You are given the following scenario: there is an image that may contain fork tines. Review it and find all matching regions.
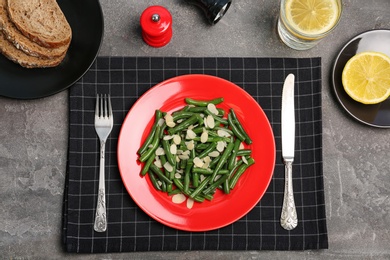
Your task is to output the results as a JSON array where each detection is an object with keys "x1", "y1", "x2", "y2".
[{"x1": 95, "y1": 94, "x2": 112, "y2": 118}]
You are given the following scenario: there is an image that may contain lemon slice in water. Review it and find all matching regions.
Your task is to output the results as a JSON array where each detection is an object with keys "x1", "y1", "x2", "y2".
[
  {"x1": 285, "y1": 0, "x2": 341, "y2": 36},
  {"x1": 342, "y1": 51, "x2": 390, "y2": 104}
]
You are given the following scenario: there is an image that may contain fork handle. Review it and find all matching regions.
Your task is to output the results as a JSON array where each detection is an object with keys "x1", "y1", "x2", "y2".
[{"x1": 94, "y1": 140, "x2": 107, "y2": 232}]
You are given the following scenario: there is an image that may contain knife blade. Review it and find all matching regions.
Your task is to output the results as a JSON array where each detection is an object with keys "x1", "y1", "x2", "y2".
[{"x1": 280, "y1": 73, "x2": 298, "y2": 230}]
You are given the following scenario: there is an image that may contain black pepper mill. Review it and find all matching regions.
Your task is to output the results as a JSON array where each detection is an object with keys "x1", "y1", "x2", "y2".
[{"x1": 185, "y1": 0, "x2": 232, "y2": 25}]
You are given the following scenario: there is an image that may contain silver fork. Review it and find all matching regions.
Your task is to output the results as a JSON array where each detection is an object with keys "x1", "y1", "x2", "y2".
[{"x1": 94, "y1": 94, "x2": 113, "y2": 232}]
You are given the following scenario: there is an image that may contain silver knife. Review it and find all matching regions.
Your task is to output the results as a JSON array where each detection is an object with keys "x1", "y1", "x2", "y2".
[{"x1": 280, "y1": 73, "x2": 298, "y2": 230}]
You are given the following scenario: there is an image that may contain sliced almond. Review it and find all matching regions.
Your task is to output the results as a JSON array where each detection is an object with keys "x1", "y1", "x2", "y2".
[
  {"x1": 178, "y1": 154, "x2": 190, "y2": 160},
  {"x1": 165, "y1": 114, "x2": 176, "y2": 128},
  {"x1": 172, "y1": 193, "x2": 186, "y2": 204},
  {"x1": 207, "y1": 103, "x2": 219, "y2": 115},
  {"x1": 242, "y1": 156, "x2": 248, "y2": 165},
  {"x1": 170, "y1": 144, "x2": 177, "y2": 155},
  {"x1": 186, "y1": 140, "x2": 195, "y2": 150},
  {"x1": 157, "y1": 118, "x2": 165, "y2": 126},
  {"x1": 200, "y1": 130, "x2": 208, "y2": 143},
  {"x1": 217, "y1": 129, "x2": 230, "y2": 137},
  {"x1": 202, "y1": 156, "x2": 211, "y2": 168},
  {"x1": 163, "y1": 135, "x2": 174, "y2": 140},
  {"x1": 154, "y1": 158, "x2": 162, "y2": 168},
  {"x1": 163, "y1": 161, "x2": 173, "y2": 172},
  {"x1": 208, "y1": 151, "x2": 220, "y2": 157},
  {"x1": 193, "y1": 157, "x2": 204, "y2": 168},
  {"x1": 216, "y1": 141, "x2": 226, "y2": 152},
  {"x1": 186, "y1": 129, "x2": 196, "y2": 139},
  {"x1": 206, "y1": 115, "x2": 215, "y2": 129},
  {"x1": 155, "y1": 147, "x2": 165, "y2": 156},
  {"x1": 186, "y1": 198, "x2": 195, "y2": 209},
  {"x1": 173, "y1": 135, "x2": 181, "y2": 144}
]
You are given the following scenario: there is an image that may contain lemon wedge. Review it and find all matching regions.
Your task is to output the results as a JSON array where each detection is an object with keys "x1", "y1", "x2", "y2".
[
  {"x1": 342, "y1": 51, "x2": 390, "y2": 104},
  {"x1": 285, "y1": 0, "x2": 341, "y2": 36}
]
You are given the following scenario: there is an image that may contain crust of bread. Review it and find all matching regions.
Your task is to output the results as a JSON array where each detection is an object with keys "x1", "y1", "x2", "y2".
[
  {"x1": 6, "y1": 0, "x2": 72, "y2": 48},
  {"x1": 0, "y1": 0, "x2": 68, "y2": 58},
  {"x1": 0, "y1": 30, "x2": 65, "y2": 68}
]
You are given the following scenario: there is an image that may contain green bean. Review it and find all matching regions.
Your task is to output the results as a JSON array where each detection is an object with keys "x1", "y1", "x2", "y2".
[
  {"x1": 194, "y1": 143, "x2": 210, "y2": 150},
  {"x1": 185, "y1": 97, "x2": 224, "y2": 107},
  {"x1": 166, "y1": 183, "x2": 173, "y2": 193},
  {"x1": 167, "y1": 114, "x2": 202, "y2": 135},
  {"x1": 149, "y1": 172, "x2": 162, "y2": 191},
  {"x1": 139, "y1": 125, "x2": 161, "y2": 162},
  {"x1": 162, "y1": 139, "x2": 176, "y2": 166},
  {"x1": 186, "y1": 105, "x2": 224, "y2": 115},
  {"x1": 183, "y1": 161, "x2": 193, "y2": 193},
  {"x1": 204, "y1": 109, "x2": 228, "y2": 125},
  {"x1": 213, "y1": 126, "x2": 234, "y2": 136},
  {"x1": 159, "y1": 122, "x2": 167, "y2": 139},
  {"x1": 202, "y1": 175, "x2": 228, "y2": 195},
  {"x1": 223, "y1": 178, "x2": 230, "y2": 194},
  {"x1": 159, "y1": 154, "x2": 167, "y2": 175},
  {"x1": 227, "y1": 138, "x2": 242, "y2": 170},
  {"x1": 172, "y1": 111, "x2": 195, "y2": 121},
  {"x1": 173, "y1": 178, "x2": 205, "y2": 203},
  {"x1": 161, "y1": 178, "x2": 167, "y2": 192},
  {"x1": 209, "y1": 155, "x2": 221, "y2": 168},
  {"x1": 138, "y1": 110, "x2": 163, "y2": 155},
  {"x1": 227, "y1": 112, "x2": 246, "y2": 142},
  {"x1": 167, "y1": 161, "x2": 176, "y2": 181},
  {"x1": 149, "y1": 164, "x2": 173, "y2": 184},
  {"x1": 230, "y1": 108, "x2": 252, "y2": 144},
  {"x1": 141, "y1": 152, "x2": 155, "y2": 176},
  {"x1": 192, "y1": 172, "x2": 199, "y2": 188},
  {"x1": 190, "y1": 176, "x2": 212, "y2": 198},
  {"x1": 209, "y1": 140, "x2": 235, "y2": 184},
  {"x1": 168, "y1": 189, "x2": 182, "y2": 196},
  {"x1": 193, "y1": 136, "x2": 231, "y2": 143},
  {"x1": 197, "y1": 142, "x2": 217, "y2": 158},
  {"x1": 236, "y1": 149, "x2": 252, "y2": 156},
  {"x1": 186, "y1": 106, "x2": 207, "y2": 113},
  {"x1": 229, "y1": 158, "x2": 255, "y2": 189},
  {"x1": 192, "y1": 168, "x2": 229, "y2": 175},
  {"x1": 179, "y1": 156, "x2": 187, "y2": 169}
]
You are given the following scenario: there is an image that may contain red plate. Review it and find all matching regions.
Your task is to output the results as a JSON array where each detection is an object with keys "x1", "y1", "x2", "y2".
[{"x1": 117, "y1": 74, "x2": 275, "y2": 231}]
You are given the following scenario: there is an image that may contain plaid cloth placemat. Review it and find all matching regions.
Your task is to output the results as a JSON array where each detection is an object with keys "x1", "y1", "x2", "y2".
[{"x1": 63, "y1": 57, "x2": 327, "y2": 253}]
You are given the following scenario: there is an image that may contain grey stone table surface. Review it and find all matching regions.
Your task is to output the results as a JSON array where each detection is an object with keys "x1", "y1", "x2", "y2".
[{"x1": 1, "y1": 0, "x2": 389, "y2": 259}]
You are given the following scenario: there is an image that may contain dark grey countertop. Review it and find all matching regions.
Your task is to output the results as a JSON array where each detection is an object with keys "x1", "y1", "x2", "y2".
[{"x1": 1, "y1": 0, "x2": 390, "y2": 259}]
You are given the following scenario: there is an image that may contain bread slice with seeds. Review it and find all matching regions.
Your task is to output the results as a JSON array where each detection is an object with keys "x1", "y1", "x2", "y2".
[
  {"x1": 6, "y1": 0, "x2": 72, "y2": 48},
  {"x1": 0, "y1": 0, "x2": 69, "y2": 58},
  {"x1": 0, "y1": 30, "x2": 65, "y2": 68}
]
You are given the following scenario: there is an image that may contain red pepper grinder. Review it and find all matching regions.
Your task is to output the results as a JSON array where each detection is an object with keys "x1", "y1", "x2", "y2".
[{"x1": 140, "y1": 6, "x2": 172, "y2": 48}]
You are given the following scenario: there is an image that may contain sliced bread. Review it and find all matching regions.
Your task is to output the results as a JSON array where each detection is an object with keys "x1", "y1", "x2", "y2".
[
  {"x1": 0, "y1": 30, "x2": 65, "y2": 68},
  {"x1": 0, "y1": 0, "x2": 69, "y2": 58},
  {"x1": 6, "y1": 0, "x2": 72, "y2": 48}
]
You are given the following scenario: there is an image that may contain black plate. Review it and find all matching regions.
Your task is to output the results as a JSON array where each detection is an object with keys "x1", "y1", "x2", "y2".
[
  {"x1": 0, "y1": 0, "x2": 104, "y2": 99},
  {"x1": 332, "y1": 29, "x2": 390, "y2": 128}
]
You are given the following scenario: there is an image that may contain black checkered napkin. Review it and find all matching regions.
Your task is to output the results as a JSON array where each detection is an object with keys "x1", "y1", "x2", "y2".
[{"x1": 63, "y1": 57, "x2": 327, "y2": 252}]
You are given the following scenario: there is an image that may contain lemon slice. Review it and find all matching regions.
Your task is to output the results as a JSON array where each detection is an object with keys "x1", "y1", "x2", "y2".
[
  {"x1": 285, "y1": 0, "x2": 341, "y2": 36},
  {"x1": 342, "y1": 51, "x2": 390, "y2": 104}
]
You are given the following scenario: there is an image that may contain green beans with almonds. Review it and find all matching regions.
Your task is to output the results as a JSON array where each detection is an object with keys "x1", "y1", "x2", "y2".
[{"x1": 137, "y1": 97, "x2": 255, "y2": 207}]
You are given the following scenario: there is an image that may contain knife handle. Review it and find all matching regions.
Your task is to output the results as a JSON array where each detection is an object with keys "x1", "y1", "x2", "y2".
[{"x1": 280, "y1": 160, "x2": 298, "y2": 230}]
